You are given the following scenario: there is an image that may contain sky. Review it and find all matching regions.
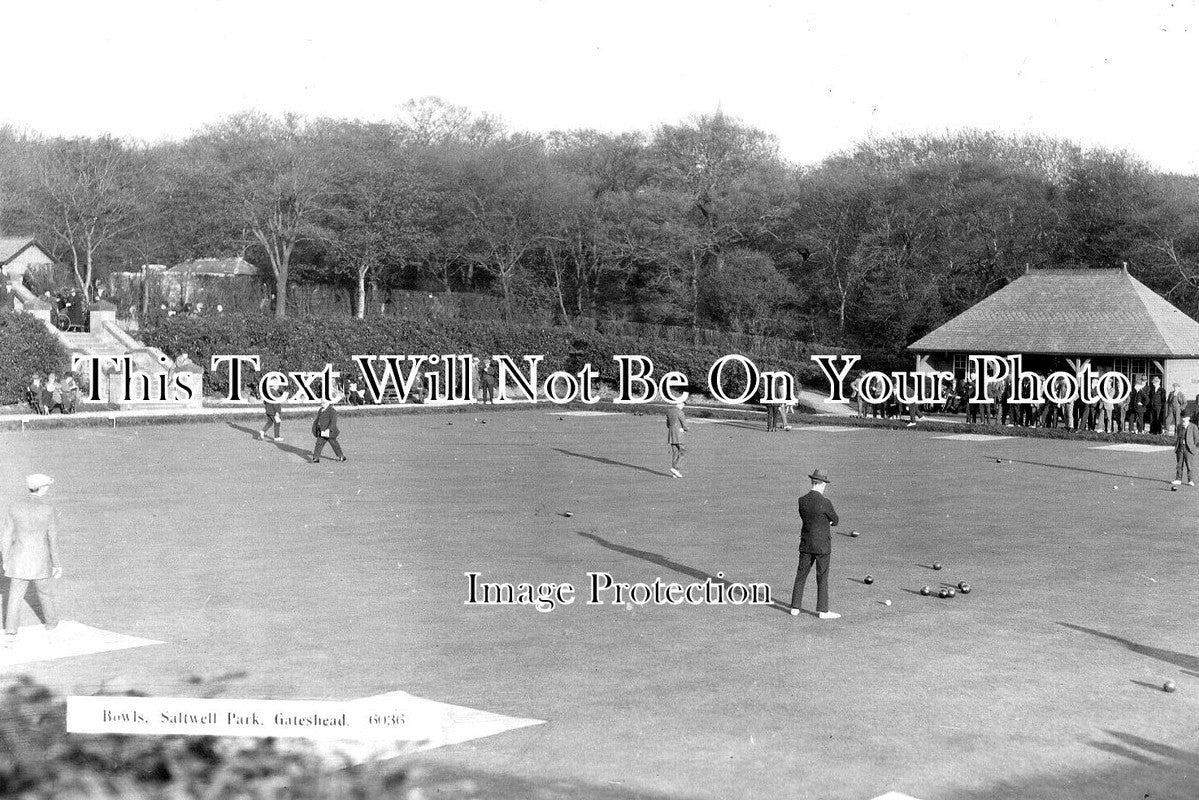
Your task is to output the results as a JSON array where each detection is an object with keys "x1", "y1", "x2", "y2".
[{"x1": 5, "y1": 0, "x2": 1198, "y2": 171}]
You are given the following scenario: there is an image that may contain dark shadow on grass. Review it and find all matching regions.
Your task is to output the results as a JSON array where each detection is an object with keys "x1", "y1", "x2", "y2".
[
  {"x1": 551, "y1": 448, "x2": 670, "y2": 477},
  {"x1": 226, "y1": 421, "x2": 312, "y2": 461},
  {"x1": 953, "y1": 730, "x2": 1199, "y2": 798},
  {"x1": 985, "y1": 455, "x2": 1169, "y2": 485},
  {"x1": 1105, "y1": 730, "x2": 1197, "y2": 763},
  {"x1": 846, "y1": 577, "x2": 871, "y2": 585},
  {"x1": 1058, "y1": 622, "x2": 1199, "y2": 671},
  {"x1": 1087, "y1": 729, "x2": 1199, "y2": 768},
  {"x1": 576, "y1": 530, "x2": 791, "y2": 614},
  {"x1": 900, "y1": 587, "x2": 926, "y2": 596},
  {"x1": 1089, "y1": 741, "x2": 1163, "y2": 767},
  {"x1": 0, "y1": 575, "x2": 52, "y2": 626},
  {"x1": 1130, "y1": 679, "x2": 1167, "y2": 692}
]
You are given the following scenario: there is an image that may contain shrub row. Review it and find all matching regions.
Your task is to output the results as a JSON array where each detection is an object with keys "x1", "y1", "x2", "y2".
[
  {"x1": 139, "y1": 315, "x2": 829, "y2": 399},
  {"x1": 0, "y1": 312, "x2": 70, "y2": 405},
  {"x1": 0, "y1": 676, "x2": 406, "y2": 799}
]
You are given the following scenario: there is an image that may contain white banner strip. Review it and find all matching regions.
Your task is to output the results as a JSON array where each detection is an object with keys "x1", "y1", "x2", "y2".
[{"x1": 68, "y1": 696, "x2": 417, "y2": 740}]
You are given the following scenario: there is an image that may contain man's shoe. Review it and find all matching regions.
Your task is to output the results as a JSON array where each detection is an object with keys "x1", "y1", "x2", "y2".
[
  {"x1": 818, "y1": 611, "x2": 841, "y2": 620},
  {"x1": 311, "y1": 458, "x2": 320, "y2": 464},
  {"x1": 274, "y1": 436, "x2": 283, "y2": 441},
  {"x1": 670, "y1": 468, "x2": 682, "y2": 478},
  {"x1": 1189, "y1": 482, "x2": 1195, "y2": 487},
  {"x1": 1172, "y1": 480, "x2": 1183, "y2": 485},
  {"x1": 789, "y1": 608, "x2": 800, "y2": 616},
  {"x1": 339, "y1": 456, "x2": 349, "y2": 462}
]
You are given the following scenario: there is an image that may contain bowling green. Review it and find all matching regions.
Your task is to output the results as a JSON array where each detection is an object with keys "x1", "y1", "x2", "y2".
[{"x1": 3, "y1": 409, "x2": 1196, "y2": 800}]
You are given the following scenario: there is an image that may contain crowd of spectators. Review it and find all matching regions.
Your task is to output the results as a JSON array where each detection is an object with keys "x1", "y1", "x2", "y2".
[
  {"x1": 25, "y1": 373, "x2": 80, "y2": 415},
  {"x1": 851, "y1": 372, "x2": 1187, "y2": 436}
]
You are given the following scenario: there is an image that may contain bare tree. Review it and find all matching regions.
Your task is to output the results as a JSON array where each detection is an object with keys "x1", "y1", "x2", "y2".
[
  {"x1": 28, "y1": 136, "x2": 149, "y2": 299},
  {"x1": 195, "y1": 113, "x2": 330, "y2": 318}
]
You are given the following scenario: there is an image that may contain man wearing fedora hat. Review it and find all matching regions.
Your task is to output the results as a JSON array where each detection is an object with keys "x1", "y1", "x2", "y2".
[
  {"x1": 1, "y1": 474, "x2": 62, "y2": 645},
  {"x1": 311, "y1": 394, "x2": 348, "y2": 464},
  {"x1": 790, "y1": 468, "x2": 841, "y2": 620}
]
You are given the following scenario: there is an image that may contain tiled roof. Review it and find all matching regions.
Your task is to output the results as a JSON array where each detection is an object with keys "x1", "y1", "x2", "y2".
[
  {"x1": 909, "y1": 268, "x2": 1199, "y2": 358},
  {"x1": 0, "y1": 237, "x2": 39, "y2": 263},
  {"x1": 167, "y1": 257, "x2": 259, "y2": 276}
]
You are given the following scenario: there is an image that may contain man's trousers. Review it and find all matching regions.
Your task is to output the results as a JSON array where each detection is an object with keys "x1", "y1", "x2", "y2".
[
  {"x1": 670, "y1": 443, "x2": 686, "y2": 469},
  {"x1": 5, "y1": 578, "x2": 57, "y2": 634},
  {"x1": 790, "y1": 552, "x2": 830, "y2": 613},
  {"x1": 1178, "y1": 450, "x2": 1194, "y2": 483},
  {"x1": 313, "y1": 436, "x2": 345, "y2": 460}
]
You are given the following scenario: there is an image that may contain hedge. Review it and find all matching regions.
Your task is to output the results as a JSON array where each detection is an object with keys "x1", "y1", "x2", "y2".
[
  {"x1": 0, "y1": 676, "x2": 407, "y2": 799},
  {"x1": 138, "y1": 315, "x2": 830, "y2": 399},
  {"x1": 0, "y1": 312, "x2": 70, "y2": 405}
]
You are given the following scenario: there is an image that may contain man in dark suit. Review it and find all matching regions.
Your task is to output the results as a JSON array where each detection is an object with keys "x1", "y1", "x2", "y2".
[
  {"x1": 789, "y1": 468, "x2": 841, "y2": 620},
  {"x1": 480, "y1": 358, "x2": 498, "y2": 404},
  {"x1": 1128, "y1": 376, "x2": 1148, "y2": 433},
  {"x1": 311, "y1": 396, "x2": 347, "y2": 464},
  {"x1": 964, "y1": 373, "x2": 980, "y2": 424},
  {"x1": 259, "y1": 380, "x2": 284, "y2": 441},
  {"x1": 1173, "y1": 413, "x2": 1198, "y2": 486},
  {"x1": 666, "y1": 400, "x2": 689, "y2": 478},
  {"x1": 1146, "y1": 375, "x2": 1167, "y2": 435}
]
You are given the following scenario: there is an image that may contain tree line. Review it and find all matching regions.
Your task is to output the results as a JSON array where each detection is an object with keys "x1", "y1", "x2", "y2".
[{"x1": 1, "y1": 96, "x2": 1197, "y2": 354}]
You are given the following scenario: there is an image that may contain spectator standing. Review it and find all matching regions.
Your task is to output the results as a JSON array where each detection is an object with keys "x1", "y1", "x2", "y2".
[
  {"x1": 1098, "y1": 392, "x2": 1115, "y2": 434},
  {"x1": 1128, "y1": 376, "x2": 1148, "y2": 433},
  {"x1": 2, "y1": 474, "x2": 62, "y2": 645},
  {"x1": 1167, "y1": 383, "x2": 1186, "y2": 437},
  {"x1": 61, "y1": 373, "x2": 79, "y2": 414},
  {"x1": 1173, "y1": 413, "x2": 1198, "y2": 486},
  {"x1": 480, "y1": 358, "x2": 498, "y2": 404},
  {"x1": 851, "y1": 376, "x2": 867, "y2": 418},
  {"x1": 1146, "y1": 375, "x2": 1167, "y2": 435},
  {"x1": 964, "y1": 373, "x2": 980, "y2": 424},
  {"x1": 27, "y1": 375, "x2": 46, "y2": 415},
  {"x1": 42, "y1": 373, "x2": 62, "y2": 414},
  {"x1": 1115, "y1": 386, "x2": 1130, "y2": 433}
]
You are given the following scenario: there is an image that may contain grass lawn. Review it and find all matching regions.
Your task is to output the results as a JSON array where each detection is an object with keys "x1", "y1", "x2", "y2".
[{"x1": 2, "y1": 409, "x2": 1198, "y2": 799}]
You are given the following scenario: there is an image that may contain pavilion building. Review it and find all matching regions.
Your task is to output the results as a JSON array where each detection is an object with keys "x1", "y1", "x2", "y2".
[{"x1": 908, "y1": 266, "x2": 1199, "y2": 400}]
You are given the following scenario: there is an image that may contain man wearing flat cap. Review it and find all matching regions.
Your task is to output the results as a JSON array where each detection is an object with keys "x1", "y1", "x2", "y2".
[
  {"x1": 790, "y1": 468, "x2": 841, "y2": 620},
  {"x1": 2, "y1": 474, "x2": 62, "y2": 645}
]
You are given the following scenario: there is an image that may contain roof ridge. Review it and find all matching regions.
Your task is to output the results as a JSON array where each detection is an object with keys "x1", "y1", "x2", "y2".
[
  {"x1": 1127, "y1": 272, "x2": 1191, "y2": 351},
  {"x1": 909, "y1": 268, "x2": 1199, "y2": 357}
]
